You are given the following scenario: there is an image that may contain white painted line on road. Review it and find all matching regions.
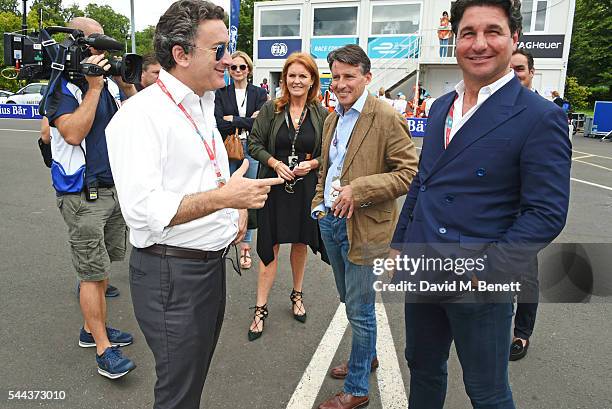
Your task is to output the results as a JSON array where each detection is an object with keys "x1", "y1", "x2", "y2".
[
  {"x1": 573, "y1": 149, "x2": 612, "y2": 161},
  {"x1": 286, "y1": 304, "x2": 348, "y2": 409},
  {"x1": 572, "y1": 155, "x2": 594, "y2": 160},
  {"x1": 0, "y1": 128, "x2": 38, "y2": 133},
  {"x1": 571, "y1": 177, "x2": 612, "y2": 192},
  {"x1": 376, "y1": 302, "x2": 408, "y2": 408},
  {"x1": 573, "y1": 159, "x2": 612, "y2": 172}
]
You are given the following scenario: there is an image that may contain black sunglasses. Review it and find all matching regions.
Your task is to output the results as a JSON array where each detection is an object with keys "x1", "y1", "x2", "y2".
[
  {"x1": 230, "y1": 64, "x2": 248, "y2": 72},
  {"x1": 188, "y1": 42, "x2": 228, "y2": 61}
]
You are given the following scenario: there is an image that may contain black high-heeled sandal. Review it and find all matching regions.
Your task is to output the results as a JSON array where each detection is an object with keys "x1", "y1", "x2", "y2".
[
  {"x1": 290, "y1": 289, "x2": 307, "y2": 323},
  {"x1": 247, "y1": 304, "x2": 268, "y2": 342}
]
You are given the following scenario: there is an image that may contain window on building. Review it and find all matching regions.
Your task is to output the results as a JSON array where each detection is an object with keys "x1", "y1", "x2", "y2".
[
  {"x1": 313, "y1": 6, "x2": 358, "y2": 36},
  {"x1": 521, "y1": 0, "x2": 548, "y2": 32},
  {"x1": 260, "y1": 9, "x2": 301, "y2": 38},
  {"x1": 371, "y1": 3, "x2": 421, "y2": 35}
]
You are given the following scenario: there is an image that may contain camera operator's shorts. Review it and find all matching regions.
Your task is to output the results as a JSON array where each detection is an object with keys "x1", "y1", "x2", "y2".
[{"x1": 57, "y1": 186, "x2": 127, "y2": 281}]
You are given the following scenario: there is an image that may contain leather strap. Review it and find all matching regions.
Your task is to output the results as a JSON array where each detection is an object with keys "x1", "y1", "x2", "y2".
[{"x1": 140, "y1": 244, "x2": 226, "y2": 260}]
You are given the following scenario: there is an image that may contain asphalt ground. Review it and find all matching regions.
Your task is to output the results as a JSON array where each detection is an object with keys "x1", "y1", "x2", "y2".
[{"x1": 1, "y1": 118, "x2": 611, "y2": 409}]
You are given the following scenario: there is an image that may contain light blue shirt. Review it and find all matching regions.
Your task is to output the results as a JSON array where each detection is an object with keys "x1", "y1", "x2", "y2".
[{"x1": 312, "y1": 89, "x2": 369, "y2": 218}]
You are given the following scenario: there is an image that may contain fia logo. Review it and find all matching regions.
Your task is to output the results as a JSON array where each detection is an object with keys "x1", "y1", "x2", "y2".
[{"x1": 271, "y1": 43, "x2": 288, "y2": 57}]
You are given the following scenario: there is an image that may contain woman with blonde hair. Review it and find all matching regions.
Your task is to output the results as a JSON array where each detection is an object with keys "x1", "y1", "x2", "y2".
[
  {"x1": 247, "y1": 52, "x2": 329, "y2": 341},
  {"x1": 215, "y1": 50, "x2": 268, "y2": 269}
]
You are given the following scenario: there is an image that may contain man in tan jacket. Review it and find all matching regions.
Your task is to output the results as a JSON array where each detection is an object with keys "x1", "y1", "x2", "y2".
[{"x1": 312, "y1": 44, "x2": 418, "y2": 409}]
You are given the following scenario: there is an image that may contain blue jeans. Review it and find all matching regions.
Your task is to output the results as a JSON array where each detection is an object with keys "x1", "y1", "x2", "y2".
[
  {"x1": 405, "y1": 297, "x2": 515, "y2": 409},
  {"x1": 318, "y1": 214, "x2": 377, "y2": 397},
  {"x1": 229, "y1": 139, "x2": 259, "y2": 244},
  {"x1": 439, "y1": 38, "x2": 449, "y2": 57}
]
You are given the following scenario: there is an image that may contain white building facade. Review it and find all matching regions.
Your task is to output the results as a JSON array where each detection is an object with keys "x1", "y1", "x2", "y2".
[{"x1": 252, "y1": 0, "x2": 575, "y2": 100}]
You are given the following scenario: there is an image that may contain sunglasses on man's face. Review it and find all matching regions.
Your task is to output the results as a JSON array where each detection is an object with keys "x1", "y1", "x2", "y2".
[
  {"x1": 189, "y1": 42, "x2": 228, "y2": 61},
  {"x1": 230, "y1": 64, "x2": 248, "y2": 72}
]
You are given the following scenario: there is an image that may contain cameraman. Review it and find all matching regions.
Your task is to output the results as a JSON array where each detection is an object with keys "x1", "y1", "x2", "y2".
[{"x1": 45, "y1": 17, "x2": 136, "y2": 379}]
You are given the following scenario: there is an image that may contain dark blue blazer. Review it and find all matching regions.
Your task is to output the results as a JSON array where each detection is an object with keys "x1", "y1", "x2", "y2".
[
  {"x1": 391, "y1": 76, "x2": 571, "y2": 281},
  {"x1": 214, "y1": 83, "x2": 268, "y2": 139}
]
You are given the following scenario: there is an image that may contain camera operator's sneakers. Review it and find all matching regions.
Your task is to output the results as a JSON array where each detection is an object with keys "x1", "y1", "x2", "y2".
[
  {"x1": 79, "y1": 326, "x2": 133, "y2": 348},
  {"x1": 96, "y1": 346, "x2": 136, "y2": 379}
]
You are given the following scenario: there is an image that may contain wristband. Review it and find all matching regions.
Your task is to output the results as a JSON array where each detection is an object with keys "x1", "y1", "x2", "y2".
[{"x1": 273, "y1": 160, "x2": 282, "y2": 171}]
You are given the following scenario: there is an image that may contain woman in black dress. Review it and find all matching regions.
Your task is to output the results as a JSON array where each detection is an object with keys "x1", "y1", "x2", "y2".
[{"x1": 247, "y1": 52, "x2": 329, "y2": 341}]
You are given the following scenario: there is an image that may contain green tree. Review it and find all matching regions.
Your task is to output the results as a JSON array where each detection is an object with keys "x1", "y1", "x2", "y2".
[
  {"x1": 236, "y1": 0, "x2": 268, "y2": 58},
  {"x1": 0, "y1": 10, "x2": 22, "y2": 69},
  {"x1": 0, "y1": 0, "x2": 18, "y2": 14},
  {"x1": 28, "y1": 0, "x2": 65, "y2": 28},
  {"x1": 565, "y1": 76, "x2": 591, "y2": 110},
  {"x1": 236, "y1": 0, "x2": 254, "y2": 56},
  {"x1": 567, "y1": 0, "x2": 612, "y2": 99},
  {"x1": 135, "y1": 25, "x2": 155, "y2": 55},
  {"x1": 84, "y1": 4, "x2": 129, "y2": 49},
  {"x1": 62, "y1": 3, "x2": 85, "y2": 22}
]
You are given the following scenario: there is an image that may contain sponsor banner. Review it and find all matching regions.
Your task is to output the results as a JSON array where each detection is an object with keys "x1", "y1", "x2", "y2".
[
  {"x1": 229, "y1": 0, "x2": 240, "y2": 54},
  {"x1": 517, "y1": 34, "x2": 565, "y2": 58},
  {"x1": 0, "y1": 104, "x2": 42, "y2": 119},
  {"x1": 310, "y1": 37, "x2": 358, "y2": 59},
  {"x1": 320, "y1": 73, "x2": 332, "y2": 94},
  {"x1": 258, "y1": 39, "x2": 302, "y2": 60},
  {"x1": 406, "y1": 117, "x2": 426, "y2": 137},
  {"x1": 368, "y1": 35, "x2": 420, "y2": 59}
]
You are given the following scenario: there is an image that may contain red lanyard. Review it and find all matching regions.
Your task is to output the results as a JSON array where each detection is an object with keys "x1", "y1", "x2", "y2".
[
  {"x1": 444, "y1": 94, "x2": 459, "y2": 149},
  {"x1": 156, "y1": 78, "x2": 225, "y2": 186}
]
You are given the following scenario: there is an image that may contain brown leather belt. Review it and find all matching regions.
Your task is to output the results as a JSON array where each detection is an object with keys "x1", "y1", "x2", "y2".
[{"x1": 140, "y1": 244, "x2": 226, "y2": 260}]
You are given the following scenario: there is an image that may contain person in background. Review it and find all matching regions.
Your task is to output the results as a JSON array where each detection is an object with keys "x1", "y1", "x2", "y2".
[
  {"x1": 215, "y1": 50, "x2": 268, "y2": 269},
  {"x1": 422, "y1": 92, "x2": 435, "y2": 117},
  {"x1": 247, "y1": 52, "x2": 329, "y2": 342},
  {"x1": 393, "y1": 93, "x2": 408, "y2": 114},
  {"x1": 324, "y1": 87, "x2": 338, "y2": 112},
  {"x1": 136, "y1": 54, "x2": 161, "y2": 91},
  {"x1": 275, "y1": 79, "x2": 283, "y2": 98},
  {"x1": 438, "y1": 11, "x2": 452, "y2": 57},
  {"x1": 509, "y1": 49, "x2": 551, "y2": 361},
  {"x1": 511, "y1": 49, "x2": 536, "y2": 92},
  {"x1": 260, "y1": 77, "x2": 270, "y2": 94},
  {"x1": 551, "y1": 90, "x2": 563, "y2": 107}
]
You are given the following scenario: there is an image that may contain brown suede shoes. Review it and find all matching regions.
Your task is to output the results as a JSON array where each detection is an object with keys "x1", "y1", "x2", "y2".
[
  {"x1": 330, "y1": 357, "x2": 379, "y2": 379},
  {"x1": 317, "y1": 392, "x2": 369, "y2": 409}
]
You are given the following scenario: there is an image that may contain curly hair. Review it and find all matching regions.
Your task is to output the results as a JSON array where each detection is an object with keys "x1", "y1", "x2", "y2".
[
  {"x1": 450, "y1": 0, "x2": 522, "y2": 36},
  {"x1": 154, "y1": 0, "x2": 226, "y2": 71}
]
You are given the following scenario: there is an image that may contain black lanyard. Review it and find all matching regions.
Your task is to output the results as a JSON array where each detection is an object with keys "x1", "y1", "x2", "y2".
[{"x1": 284, "y1": 106, "x2": 308, "y2": 157}]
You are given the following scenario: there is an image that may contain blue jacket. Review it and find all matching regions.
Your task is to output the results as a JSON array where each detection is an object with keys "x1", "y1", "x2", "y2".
[{"x1": 391, "y1": 76, "x2": 571, "y2": 283}]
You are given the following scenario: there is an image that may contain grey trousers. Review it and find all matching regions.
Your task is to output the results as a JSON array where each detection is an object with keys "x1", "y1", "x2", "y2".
[{"x1": 130, "y1": 248, "x2": 226, "y2": 409}]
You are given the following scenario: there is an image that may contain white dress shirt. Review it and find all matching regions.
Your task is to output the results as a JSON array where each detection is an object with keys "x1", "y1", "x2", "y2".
[
  {"x1": 448, "y1": 70, "x2": 515, "y2": 143},
  {"x1": 106, "y1": 68, "x2": 238, "y2": 251}
]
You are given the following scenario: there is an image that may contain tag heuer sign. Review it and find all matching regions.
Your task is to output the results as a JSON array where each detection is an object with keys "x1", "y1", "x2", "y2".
[{"x1": 517, "y1": 34, "x2": 565, "y2": 58}]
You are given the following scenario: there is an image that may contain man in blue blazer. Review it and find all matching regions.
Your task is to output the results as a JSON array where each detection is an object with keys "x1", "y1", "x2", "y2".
[{"x1": 390, "y1": 0, "x2": 571, "y2": 408}]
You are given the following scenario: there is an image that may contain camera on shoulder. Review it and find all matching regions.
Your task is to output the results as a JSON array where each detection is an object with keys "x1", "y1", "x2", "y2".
[{"x1": 3, "y1": 26, "x2": 142, "y2": 84}]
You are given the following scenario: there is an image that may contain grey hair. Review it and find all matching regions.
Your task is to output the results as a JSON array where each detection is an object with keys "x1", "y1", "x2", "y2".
[
  {"x1": 327, "y1": 44, "x2": 371, "y2": 75},
  {"x1": 154, "y1": 0, "x2": 226, "y2": 70}
]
